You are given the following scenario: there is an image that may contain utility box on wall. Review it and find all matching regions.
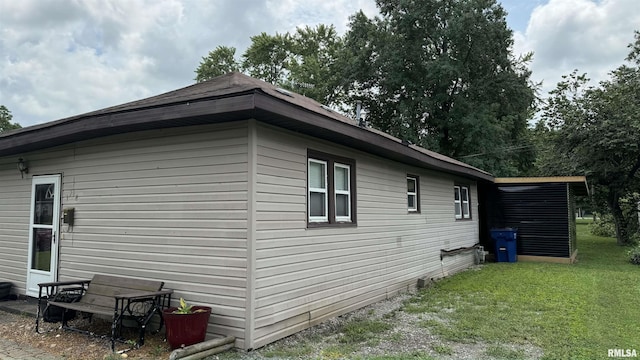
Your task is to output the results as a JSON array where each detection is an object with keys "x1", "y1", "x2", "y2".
[{"x1": 63, "y1": 207, "x2": 75, "y2": 226}]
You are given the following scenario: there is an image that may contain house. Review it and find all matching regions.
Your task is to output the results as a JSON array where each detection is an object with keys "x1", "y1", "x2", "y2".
[
  {"x1": 479, "y1": 177, "x2": 589, "y2": 263},
  {"x1": 0, "y1": 72, "x2": 492, "y2": 350}
]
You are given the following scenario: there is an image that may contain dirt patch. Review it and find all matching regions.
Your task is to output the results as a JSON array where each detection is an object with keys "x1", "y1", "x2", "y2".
[
  {"x1": 0, "y1": 287, "x2": 544, "y2": 360},
  {"x1": 0, "y1": 312, "x2": 171, "y2": 359}
]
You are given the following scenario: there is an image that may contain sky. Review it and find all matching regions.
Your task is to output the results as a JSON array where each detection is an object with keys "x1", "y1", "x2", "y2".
[{"x1": 0, "y1": 0, "x2": 638, "y2": 128}]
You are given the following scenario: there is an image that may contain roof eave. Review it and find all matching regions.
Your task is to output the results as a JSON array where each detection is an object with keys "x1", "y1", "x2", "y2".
[
  {"x1": 0, "y1": 87, "x2": 492, "y2": 182},
  {"x1": 494, "y1": 176, "x2": 590, "y2": 196},
  {"x1": 0, "y1": 93, "x2": 257, "y2": 157},
  {"x1": 252, "y1": 92, "x2": 493, "y2": 182}
]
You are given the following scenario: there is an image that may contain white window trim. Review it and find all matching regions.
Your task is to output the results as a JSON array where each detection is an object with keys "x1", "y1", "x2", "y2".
[
  {"x1": 454, "y1": 186, "x2": 462, "y2": 219},
  {"x1": 335, "y1": 163, "x2": 351, "y2": 222},
  {"x1": 407, "y1": 176, "x2": 418, "y2": 212},
  {"x1": 308, "y1": 159, "x2": 328, "y2": 223},
  {"x1": 461, "y1": 186, "x2": 470, "y2": 219},
  {"x1": 454, "y1": 185, "x2": 471, "y2": 219}
]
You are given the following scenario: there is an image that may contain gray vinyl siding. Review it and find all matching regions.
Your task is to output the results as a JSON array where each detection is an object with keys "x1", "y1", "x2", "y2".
[
  {"x1": 0, "y1": 118, "x2": 481, "y2": 351},
  {"x1": 0, "y1": 122, "x2": 250, "y2": 348},
  {"x1": 252, "y1": 123, "x2": 479, "y2": 348},
  {"x1": 0, "y1": 160, "x2": 31, "y2": 295}
]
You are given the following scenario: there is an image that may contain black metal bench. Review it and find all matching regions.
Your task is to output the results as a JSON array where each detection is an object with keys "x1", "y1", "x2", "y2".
[{"x1": 36, "y1": 274, "x2": 173, "y2": 351}]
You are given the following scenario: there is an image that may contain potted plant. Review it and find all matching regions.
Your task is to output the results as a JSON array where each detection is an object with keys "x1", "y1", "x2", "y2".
[{"x1": 162, "y1": 298, "x2": 212, "y2": 349}]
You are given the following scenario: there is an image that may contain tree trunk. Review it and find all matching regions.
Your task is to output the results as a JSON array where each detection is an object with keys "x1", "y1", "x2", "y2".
[{"x1": 608, "y1": 190, "x2": 629, "y2": 245}]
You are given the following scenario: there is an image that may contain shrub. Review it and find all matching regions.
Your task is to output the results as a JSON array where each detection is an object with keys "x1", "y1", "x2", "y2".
[
  {"x1": 628, "y1": 245, "x2": 640, "y2": 265},
  {"x1": 589, "y1": 215, "x2": 616, "y2": 237}
]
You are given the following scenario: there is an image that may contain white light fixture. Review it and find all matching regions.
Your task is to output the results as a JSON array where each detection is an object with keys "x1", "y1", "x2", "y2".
[{"x1": 17, "y1": 158, "x2": 28, "y2": 178}]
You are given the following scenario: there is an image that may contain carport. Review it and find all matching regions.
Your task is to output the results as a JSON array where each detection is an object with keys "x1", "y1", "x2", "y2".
[{"x1": 479, "y1": 176, "x2": 589, "y2": 263}]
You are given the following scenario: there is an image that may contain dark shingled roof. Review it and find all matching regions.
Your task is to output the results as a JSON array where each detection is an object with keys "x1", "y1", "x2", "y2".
[{"x1": 0, "y1": 72, "x2": 493, "y2": 181}]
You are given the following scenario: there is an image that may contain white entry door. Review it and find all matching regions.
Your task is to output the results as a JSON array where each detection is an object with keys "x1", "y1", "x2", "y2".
[{"x1": 26, "y1": 175, "x2": 61, "y2": 297}]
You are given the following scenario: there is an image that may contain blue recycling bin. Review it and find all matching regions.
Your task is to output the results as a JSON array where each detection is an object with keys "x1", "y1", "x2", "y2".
[{"x1": 491, "y1": 228, "x2": 517, "y2": 262}]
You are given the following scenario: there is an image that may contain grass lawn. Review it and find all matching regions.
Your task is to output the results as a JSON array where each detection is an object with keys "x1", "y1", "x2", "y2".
[
  {"x1": 405, "y1": 219, "x2": 640, "y2": 359},
  {"x1": 219, "y1": 221, "x2": 639, "y2": 360}
]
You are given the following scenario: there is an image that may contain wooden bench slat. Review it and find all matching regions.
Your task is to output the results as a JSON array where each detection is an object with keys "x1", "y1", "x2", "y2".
[
  {"x1": 48, "y1": 301, "x2": 113, "y2": 317},
  {"x1": 90, "y1": 275, "x2": 163, "y2": 292},
  {"x1": 78, "y1": 293, "x2": 115, "y2": 308}
]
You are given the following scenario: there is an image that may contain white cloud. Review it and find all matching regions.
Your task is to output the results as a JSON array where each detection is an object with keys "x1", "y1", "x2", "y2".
[
  {"x1": 0, "y1": 0, "x2": 380, "y2": 127},
  {"x1": 3, "y1": 0, "x2": 635, "y2": 128},
  {"x1": 515, "y1": 0, "x2": 640, "y2": 94}
]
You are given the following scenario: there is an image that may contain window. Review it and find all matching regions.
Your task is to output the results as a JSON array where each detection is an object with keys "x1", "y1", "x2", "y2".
[
  {"x1": 454, "y1": 185, "x2": 471, "y2": 219},
  {"x1": 308, "y1": 159, "x2": 328, "y2": 222},
  {"x1": 334, "y1": 164, "x2": 351, "y2": 221},
  {"x1": 308, "y1": 150, "x2": 356, "y2": 226},
  {"x1": 461, "y1": 186, "x2": 470, "y2": 218},
  {"x1": 407, "y1": 175, "x2": 419, "y2": 212}
]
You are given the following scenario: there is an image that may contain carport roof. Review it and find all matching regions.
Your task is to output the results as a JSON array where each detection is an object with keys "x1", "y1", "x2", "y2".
[{"x1": 494, "y1": 176, "x2": 590, "y2": 196}]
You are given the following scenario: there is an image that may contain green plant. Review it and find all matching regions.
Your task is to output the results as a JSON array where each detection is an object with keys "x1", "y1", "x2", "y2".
[
  {"x1": 150, "y1": 344, "x2": 167, "y2": 357},
  {"x1": 125, "y1": 339, "x2": 137, "y2": 347},
  {"x1": 319, "y1": 345, "x2": 353, "y2": 359},
  {"x1": 431, "y1": 344, "x2": 453, "y2": 355},
  {"x1": 628, "y1": 232, "x2": 640, "y2": 246},
  {"x1": 484, "y1": 344, "x2": 525, "y2": 360},
  {"x1": 172, "y1": 298, "x2": 206, "y2": 314},
  {"x1": 589, "y1": 215, "x2": 616, "y2": 237},
  {"x1": 339, "y1": 319, "x2": 392, "y2": 344},
  {"x1": 628, "y1": 245, "x2": 640, "y2": 265},
  {"x1": 399, "y1": 222, "x2": 640, "y2": 359}
]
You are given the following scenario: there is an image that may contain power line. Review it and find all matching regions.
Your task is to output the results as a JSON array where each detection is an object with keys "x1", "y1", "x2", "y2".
[{"x1": 461, "y1": 144, "x2": 536, "y2": 159}]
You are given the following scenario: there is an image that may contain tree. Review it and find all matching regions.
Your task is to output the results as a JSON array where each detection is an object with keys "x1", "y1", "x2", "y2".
[
  {"x1": 342, "y1": 0, "x2": 536, "y2": 176},
  {"x1": 193, "y1": 2, "x2": 537, "y2": 175},
  {"x1": 194, "y1": 26, "x2": 347, "y2": 107},
  {"x1": 242, "y1": 32, "x2": 293, "y2": 85},
  {"x1": 539, "y1": 31, "x2": 640, "y2": 245},
  {"x1": 0, "y1": 105, "x2": 21, "y2": 133},
  {"x1": 194, "y1": 46, "x2": 240, "y2": 82},
  {"x1": 287, "y1": 25, "x2": 347, "y2": 106}
]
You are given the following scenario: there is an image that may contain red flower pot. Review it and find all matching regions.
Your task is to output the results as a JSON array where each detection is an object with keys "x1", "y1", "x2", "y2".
[{"x1": 162, "y1": 306, "x2": 212, "y2": 349}]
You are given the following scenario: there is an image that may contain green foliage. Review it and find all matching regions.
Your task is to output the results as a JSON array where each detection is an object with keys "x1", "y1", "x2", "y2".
[
  {"x1": 242, "y1": 32, "x2": 292, "y2": 85},
  {"x1": 319, "y1": 344, "x2": 358, "y2": 359},
  {"x1": 589, "y1": 215, "x2": 616, "y2": 237},
  {"x1": 342, "y1": 0, "x2": 537, "y2": 176},
  {"x1": 172, "y1": 298, "x2": 205, "y2": 314},
  {"x1": 195, "y1": 25, "x2": 346, "y2": 107},
  {"x1": 539, "y1": 32, "x2": 640, "y2": 245},
  {"x1": 0, "y1": 105, "x2": 21, "y2": 133},
  {"x1": 338, "y1": 319, "x2": 392, "y2": 344},
  {"x1": 150, "y1": 344, "x2": 167, "y2": 357},
  {"x1": 173, "y1": 297, "x2": 193, "y2": 314},
  {"x1": 195, "y1": 1, "x2": 537, "y2": 176},
  {"x1": 484, "y1": 345, "x2": 526, "y2": 360},
  {"x1": 431, "y1": 344, "x2": 453, "y2": 355},
  {"x1": 628, "y1": 245, "x2": 640, "y2": 265},
  {"x1": 404, "y1": 222, "x2": 640, "y2": 359},
  {"x1": 286, "y1": 24, "x2": 347, "y2": 106},
  {"x1": 194, "y1": 46, "x2": 240, "y2": 82}
]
